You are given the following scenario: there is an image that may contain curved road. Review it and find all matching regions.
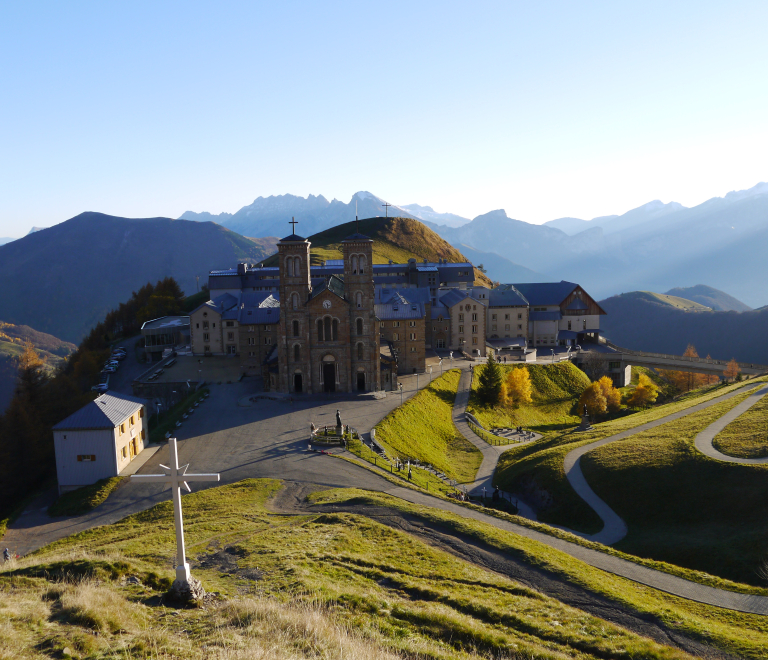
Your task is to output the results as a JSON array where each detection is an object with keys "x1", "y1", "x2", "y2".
[{"x1": 6, "y1": 369, "x2": 768, "y2": 614}]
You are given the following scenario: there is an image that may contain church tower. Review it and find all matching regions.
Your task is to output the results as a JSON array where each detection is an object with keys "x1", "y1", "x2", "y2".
[
  {"x1": 342, "y1": 224, "x2": 380, "y2": 391},
  {"x1": 277, "y1": 219, "x2": 312, "y2": 393}
]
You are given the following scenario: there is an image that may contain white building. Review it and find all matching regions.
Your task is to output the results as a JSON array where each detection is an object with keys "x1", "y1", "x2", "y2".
[{"x1": 52, "y1": 393, "x2": 148, "y2": 495}]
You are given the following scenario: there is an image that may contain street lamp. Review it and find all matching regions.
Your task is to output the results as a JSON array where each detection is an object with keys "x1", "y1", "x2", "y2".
[
  {"x1": 438, "y1": 357, "x2": 443, "y2": 375},
  {"x1": 551, "y1": 349, "x2": 555, "y2": 363},
  {"x1": 429, "y1": 366, "x2": 433, "y2": 382},
  {"x1": 449, "y1": 351, "x2": 454, "y2": 369},
  {"x1": 399, "y1": 382, "x2": 404, "y2": 405}
]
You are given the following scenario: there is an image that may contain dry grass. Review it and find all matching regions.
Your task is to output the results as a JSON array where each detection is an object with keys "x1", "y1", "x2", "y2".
[{"x1": 713, "y1": 390, "x2": 768, "y2": 458}]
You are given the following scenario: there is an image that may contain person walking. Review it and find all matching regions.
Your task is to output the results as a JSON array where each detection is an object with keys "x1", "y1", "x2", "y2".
[{"x1": 3, "y1": 548, "x2": 10, "y2": 563}]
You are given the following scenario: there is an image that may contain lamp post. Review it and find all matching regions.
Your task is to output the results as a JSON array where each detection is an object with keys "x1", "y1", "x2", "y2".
[
  {"x1": 449, "y1": 351, "x2": 454, "y2": 369},
  {"x1": 551, "y1": 349, "x2": 555, "y2": 363},
  {"x1": 399, "y1": 382, "x2": 404, "y2": 406},
  {"x1": 438, "y1": 358, "x2": 443, "y2": 375},
  {"x1": 416, "y1": 371, "x2": 419, "y2": 390},
  {"x1": 429, "y1": 366, "x2": 433, "y2": 382}
]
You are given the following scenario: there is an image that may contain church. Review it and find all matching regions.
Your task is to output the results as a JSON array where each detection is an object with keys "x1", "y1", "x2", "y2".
[{"x1": 273, "y1": 223, "x2": 381, "y2": 394}]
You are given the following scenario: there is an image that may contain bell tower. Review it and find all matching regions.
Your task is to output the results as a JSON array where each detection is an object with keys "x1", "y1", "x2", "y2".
[
  {"x1": 342, "y1": 221, "x2": 380, "y2": 392},
  {"x1": 277, "y1": 218, "x2": 312, "y2": 393}
]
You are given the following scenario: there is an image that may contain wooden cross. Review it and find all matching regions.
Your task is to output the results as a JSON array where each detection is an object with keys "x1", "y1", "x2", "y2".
[
  {"x1": 382, "y1": 202, "x2": 391, "y2": 217},
  {"x1": 130, "y1": 437, "x2": 219, "y2": 585},
  {"x1": 289, "y1": 216, "x2": 298, "y2": 233}
]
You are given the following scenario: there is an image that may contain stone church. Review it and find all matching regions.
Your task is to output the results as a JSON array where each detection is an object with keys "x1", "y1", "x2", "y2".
[{"x1": 275, "y1": 226, "x2": 381, "y2": 394}]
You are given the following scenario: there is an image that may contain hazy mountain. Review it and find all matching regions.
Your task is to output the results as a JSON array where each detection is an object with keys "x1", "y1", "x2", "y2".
[
  {"x1": 0, "y1": 238, "x2": 17, "y2": 246},
  {"x1": 544, "y1": 217, "x2": 594, "y2": 234},
  {"x1": 452, "y1": 243, "x2": 547, "y2": 284},
  {"x1": 0, "y1": 212, "x2": 276, "y2": 341},
  {"x1": 181, "y1": 191, "x2": 419, "y2": 239},
  {"x1": 599, "y1": 292, "x2": 768, "y2": 365},
  {"x1": 664, "y1": 285, "x2": 751, "y2": 312},
  {"x1": 400, "y1": 203, "x2": 470, "y2": 228},
  {"x1": 179, "y1": 210, "x2": 234, "y2": 223},
  {"x1": 542, "y1": 200, "x2": 684, "y2": 236},
  {"x1": 26, "y1": 226, "x2": 46, "y2": 235}
]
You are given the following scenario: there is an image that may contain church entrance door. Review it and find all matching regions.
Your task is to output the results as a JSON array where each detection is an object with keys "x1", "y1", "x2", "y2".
[
  {"x1": 323, "y1": 363, "x2": 336, "y2": 393},
  {"x1": 294, "y1": 373, "x2": 303, "y2": 393},
  {"x1": 356, "y1": 372, "x2": 365, "y2": 391}
]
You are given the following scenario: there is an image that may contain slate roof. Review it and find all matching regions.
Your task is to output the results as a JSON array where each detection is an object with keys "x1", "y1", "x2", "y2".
[
  {"x1": 238, "y1": 292, "x2": 281, "y2": 324},
  {"x1": 375, "y1": 301, "x2": 425, "y2": 320},
  {"x1": 310, "y1": 274, "x2": 346, "y2": 301},
  {"x1": 439, "y1": 289, "x2": 474, "y2": 308},
  {"x1": 192, "y1": 293, "x2": 239, "y2": 315},
  {"x1": 416, "y1": 266, "x2": 438, "y2": 272},
  {"x1": 53, "y1": 393, "x2": 147, "y2": 431},
  {"x1": 489, "y1": 285, "x2": 528, "y2": 307},
  {"x1": 508, "y1": 281, "x2": 579, "y2": 306},
  {"x1": 280, "y1": 233, "x2": 307, "y2": 242},
  {"x1": 375, "y1": 287, "x2": 432, "y2": 305},
  {"x1": 431, "y1": 304, "x2": 449, "y2": 320},
  {"x1": 343, "y1": 232, "x2": 372, "y2": 241}
]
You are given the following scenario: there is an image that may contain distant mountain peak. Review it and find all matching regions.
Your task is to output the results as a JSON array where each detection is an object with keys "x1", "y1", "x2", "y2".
[{"x1": 27, "y1": 226, "x2": 46, "y2": 235}]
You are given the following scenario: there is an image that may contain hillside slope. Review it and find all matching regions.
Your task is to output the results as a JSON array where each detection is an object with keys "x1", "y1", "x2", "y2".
[
  {"x1": 599, "y1": 292, "x2": 768, "y2": 363},
  {"x1": 262, "y1": 216, "x2": 492, "y2": 285},
  {"x1": 0, "y1": 322, "x2": 76, "y2": 413},
  {"x1": 0, "y1": 213, "x2": 275, "y2": 341},
  {"x1": 665, "y1": 285, "x2": 752, "y2": 312}
]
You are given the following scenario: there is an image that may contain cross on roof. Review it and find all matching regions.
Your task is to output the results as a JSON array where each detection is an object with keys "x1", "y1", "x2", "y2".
[
  {"x1": 289, "y1": 216, "x2": 298, "y2": 233},
  {"x1": 130, "y1": 437, "x2": 219, "y2": 586}
]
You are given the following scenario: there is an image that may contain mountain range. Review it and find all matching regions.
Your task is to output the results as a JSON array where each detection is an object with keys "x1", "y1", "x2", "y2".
[{"x1": 0, "y1": 213, "x2": 276, "y2": 342}]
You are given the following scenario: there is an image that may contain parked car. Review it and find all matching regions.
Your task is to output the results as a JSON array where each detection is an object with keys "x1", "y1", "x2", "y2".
[
  {"x1": 91, "y1": 383, "x2": 108, "y2": 393},
  {"x1": 112, "y1": 352, "x2": 126, "y2": 361},
  {"x1": 165, "y1": 358, "x2": 176, "y2": 367},
  {"x1": 103, "y1": 365, "x2": 117, "y2": 373}
]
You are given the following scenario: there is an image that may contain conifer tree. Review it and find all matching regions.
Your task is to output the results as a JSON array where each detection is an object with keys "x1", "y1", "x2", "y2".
[{"x1": 477, "y1": 352, "x2": 503, "y2": 405}]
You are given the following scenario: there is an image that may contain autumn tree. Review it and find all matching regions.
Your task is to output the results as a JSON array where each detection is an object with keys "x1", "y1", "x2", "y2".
[
  {"x1": 578, "y1": 382, "x2": 607, "y2": 418},
  {"x1": 626, "y1": 372, "x2": 659, "y2": 409},
  {"x1": 477, "y1": 352, "x2": 504, "y2": 405},
  {"x1": 723, "y1": 358, "x2": 741, "y2": 382},
  {"x1": 658, "y1": 344, "x2": 707, "y2": 393},
  {"x1": 504, "y1": 366, "x2": 532, "y2": 408},
  {"x1": 596, "y1": 376, "x2": 621, "y2": 413}
]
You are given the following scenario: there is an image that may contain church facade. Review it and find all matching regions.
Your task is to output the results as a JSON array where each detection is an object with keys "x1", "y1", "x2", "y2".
[{"x1": 274, "y1": 228, "x2": 380, "y2": 394}]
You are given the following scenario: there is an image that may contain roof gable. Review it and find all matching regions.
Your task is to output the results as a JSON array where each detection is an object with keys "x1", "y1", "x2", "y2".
[{"x1": 53, "y1": 393, "x2": 146, "y2": 431}]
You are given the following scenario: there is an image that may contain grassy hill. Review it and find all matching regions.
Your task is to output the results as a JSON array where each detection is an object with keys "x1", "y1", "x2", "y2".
[
  {"x1": 0, "y1": 322, "x2": 76, "y2": 414},
  {"x1": 467, "y1": 362, "x2": 591, "y2": 433},
  {"x1": 5, "y1": 478, "x2": 768, "y2": 658},
  {"x1": 0, "y1": 213, "x2": 276, "y2": 341},
  {"x1": 600, "y1": 291, "x2": 768, "y2": 363},
  {"x1": 261, "y1": 216, "x2": 492, "y2": 286},
  {"x1": 665, "y1": 284, "x2": 752, "y2": 312}
]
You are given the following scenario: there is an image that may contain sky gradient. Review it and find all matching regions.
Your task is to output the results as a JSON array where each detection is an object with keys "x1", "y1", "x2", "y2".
[{"x1": 2, "y1": 1, "x2": 767, "y2": 236}]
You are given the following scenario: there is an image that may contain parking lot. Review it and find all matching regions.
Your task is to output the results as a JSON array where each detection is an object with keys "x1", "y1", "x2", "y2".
[{"x1": 139, "y1": 355, "x2": 244, "y2": 386}]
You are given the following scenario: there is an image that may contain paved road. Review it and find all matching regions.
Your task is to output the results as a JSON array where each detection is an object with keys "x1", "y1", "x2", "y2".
[
  {"x1": 562, "y1": 382, "x2": 763, "y2": 545},
  {"x1": 7, "y1": 368, "x2": 768, "y2": 614},
  {"x1": 695, "y1": 384, "x2": 768, "y2": 464}
]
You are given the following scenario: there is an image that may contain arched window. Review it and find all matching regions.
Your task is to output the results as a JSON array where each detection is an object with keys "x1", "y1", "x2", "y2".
[
  {"x1": 357, "y1": 342, "x2": 363, "y2": 360},
  {"x1": 351, "y1": 255, "x2": 358, "y2": 274},
  {"x1": 356, "y1": 318, "x2": 363, "y2": 336},
  {"x1": 355, "y1": 291, "x2": 362, "y2": 308},
  {"x1": 294, "y1": 344, "x2": 300, "y2": 362},
  {"x1": 317, "y1": 319, "x2": 324, "y2": 341},
  {"x1": 286, "y1": 257, "x2": 294, "y2": 277},
  {"x1": 332, "y1": 319, "x2": 339, "y2": 341},
  {"x1": 358, "y1": 254, "x2": 366, "y2": 274},
  {"x1": 324, "y1": 317, "x2": 332, "y2": 342},
  {"x1": 291, "y1": 293, "x2": 298, "y2": 310},
  {"x1": 292, "y1": 320, "x2": 299, "y2": 337}
]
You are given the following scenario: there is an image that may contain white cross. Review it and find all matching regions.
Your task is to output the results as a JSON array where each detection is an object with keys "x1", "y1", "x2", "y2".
[{"x1": 130, "y1": 437, "x2": 219, "y2": 584}]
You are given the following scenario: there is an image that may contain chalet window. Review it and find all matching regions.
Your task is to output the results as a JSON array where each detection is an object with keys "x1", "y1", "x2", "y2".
[
  {"x1": 129, "y1": 415, "x2": 134, "y2": 426},
  {"x1": 139, "y1": 408, "x2": 144, "y2": 418}
]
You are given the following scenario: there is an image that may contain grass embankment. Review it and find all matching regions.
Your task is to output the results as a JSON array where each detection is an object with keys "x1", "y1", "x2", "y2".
[
  {"x1": 468, "y1": 362, "x2": 590, "y2": 433},
  {"x1": 48, "y1": 477, "x2": 124, "y2": 517},
  {"x1": 493, "y1": 378, "x2": 765, "y2": 535},
  {"x1": 373, "y1": 369, "x2": 482, "y2": 484},
  {"x1": 0, "y1": 479, "x2": 723, "y2": 659},
  {"x1": 581, "y1": 387, "x2": 768, "y2": 585},
  {"x1": 622, "y1": 365, "x2": 678, "y2": 401},
  {"x1": 713, "y1": 388, "x2": 768, "y2": 458},
  {"x1": 149, "y1": 387, "x2": 209, "y2": 444},
  {"x1": 312, "y1": 488, "x2": 768, "y2": 660}
]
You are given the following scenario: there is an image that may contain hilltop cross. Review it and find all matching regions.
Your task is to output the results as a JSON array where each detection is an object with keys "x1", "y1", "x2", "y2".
[
  {"x1": 289, "y1": 216, "x2": 298, "y2": 234},
  {"x1": 382, "y1": 202, "x2": 391, "y2": 217},
  {"x1": 130, "y1": 437, "x2": 219, "y2": 599}
]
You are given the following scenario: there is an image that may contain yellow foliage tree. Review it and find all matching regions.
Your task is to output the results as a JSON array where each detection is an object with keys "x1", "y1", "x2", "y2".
[
  {"x1": 578, "y1": 382, "x2": 607, "y2": 418},
  {"x1": 723, "y1": 358, "x2": 741, "y2": 382},
  {"x1": 596, "y1": 376, "x2": 621, "y2": 413},
  {"x1": 626, "y1": 373, "x2": 659, "y2": 409},
  {"x1": 504, "y1": 367, "x2": 533, "y2": 408}
]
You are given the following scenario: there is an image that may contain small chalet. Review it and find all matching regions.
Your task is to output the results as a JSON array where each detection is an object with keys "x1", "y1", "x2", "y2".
[{"x1": 52, "y1": 392, "x2": 148, "y2": 495}]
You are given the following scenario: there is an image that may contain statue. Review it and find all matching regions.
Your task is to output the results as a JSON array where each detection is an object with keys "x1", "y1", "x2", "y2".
[
  {"x1": 336, "y1": 409, "x2": 342, "y2": 428},
  {"x1": 583, "y1": 404, "x2": 588, "y2": 417},
  {"x1": 335, "y1": 409, "x2": 343, "y2": 436}
]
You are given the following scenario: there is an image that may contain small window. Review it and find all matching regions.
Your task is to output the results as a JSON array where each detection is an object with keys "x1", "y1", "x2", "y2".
[
  {"x1": 357, "y1": 343, "x2": 363, "y2": 360},
  {"x1": 472, "y1": 337, "x2": 478, "y2": 345},
  {"x1": 120, "y1": 423, "x2": 125, "y2": 434},
  {"x1": 293, "y1": 320, "x2": 300, "y2": 337},
  {"x1": 226, "y1": 321, "x2": 234, "y2": 327},
  {"x1": 518, "y1": 313, "x2": 522, "y2": 319},
  {"x1": 458, "y1": 314, "x2": 464, "y2": 321},
  {"x1": 458, "y1": 325, "x2": 464, "y2": 333},
  {"x1": 393, "y1": 321, "x2": 400, "y2": 328},
  {"x1": 121, "y1": 446, "x2": 127, "y2": 459},
  {"x1": 139, "y1": 408, "x2": 144, "y2": 418},
  {"x1": 492, "y1": 314, "x2": 497, "y2": 320},
  {"x1": 472, "y1": 325, "x2": 478, "y2": 333},
  {"x1": 265, "y1": 336, "x2": 272, "y2": 344},
  {"x1": 409, "y1": 321, "x2": 416, "y2": 327},
  {"x1": 356, "y1": 318, "x2": 363, "y2": 336},
  {"x1": 204, "y1": 345, "x2": 210, "y2": 352},
  {"x1": 294, "y1": 344, "x2": 301, "y2": 361},
  {"x1": 410, "y1": 346, "x2": 416, "y2": 352},
  {"x1": 393, "y1": 333, "x2": 399, "y2": 341},
  {"x1": 505, "y1": 314, "x2": 510, "y2": 320},
  {"x1": 212, "y1": 323, "x2": 216, "y2": 328},
  {"x1": 380, "y1": 322, "x2": 384, "y2": 328},
  {"x1": 196, "y1": 323, "x2": 199, "y2": 329},
  {"x1": 129, "y1": 415, "x2": 134, "y2": 426},
  {"x1": 141, "y1": 429, "x2": 146, "y2": 440},
  {"x1": 410, "y1": 333, "x2": 416, "y2": 340},
  {"x1": 203, "y1": 333, "x2": 210, "y2": 341},
  {"x1": 472, "y1": 313, "x2": 477, "y2": 321},
  {"x1": 203, "y1": 321, "x2": 209, "y2": 329},
  {"x1": 77, "y1": 455, "x2": 96, "y2": 462}
]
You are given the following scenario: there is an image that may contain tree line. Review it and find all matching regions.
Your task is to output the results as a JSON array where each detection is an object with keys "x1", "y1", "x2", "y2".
[{"x1": 0, "y1": 278, "x2": 185, "y2": 521}]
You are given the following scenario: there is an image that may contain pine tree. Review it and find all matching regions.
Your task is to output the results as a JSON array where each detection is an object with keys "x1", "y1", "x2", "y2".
[{"x1": 477, "y1": 352, "x2": 503, "y2": 405}]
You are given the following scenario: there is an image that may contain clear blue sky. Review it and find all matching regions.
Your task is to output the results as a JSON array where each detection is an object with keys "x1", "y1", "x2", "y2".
[{"x1": 2, "y1": 1, "x2": 767, "y2": 236}]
